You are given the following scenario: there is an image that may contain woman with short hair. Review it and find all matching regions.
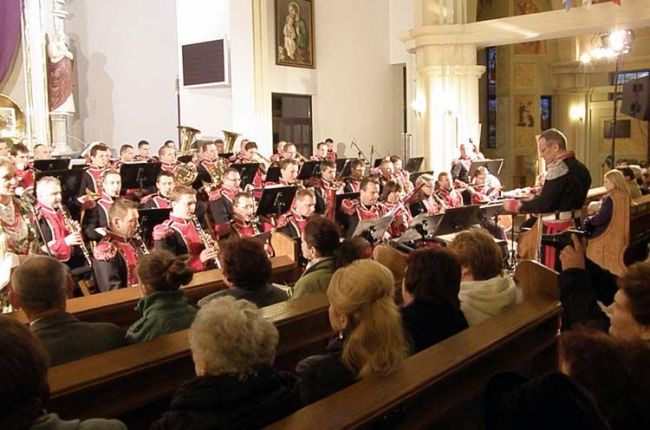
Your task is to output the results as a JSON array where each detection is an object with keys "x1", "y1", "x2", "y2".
[
  {"x1": 126, "y1": 250, "x2": 197, "y2": 344},
  {"x1": 296, "y1": 260, "x2": 408, "y2": 405},
  {"x1": 151, "y1": 297, "x2": 300, "y2": 429}
]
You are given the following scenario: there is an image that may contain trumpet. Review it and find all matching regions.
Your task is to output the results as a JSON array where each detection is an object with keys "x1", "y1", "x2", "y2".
[
  {"x1": 190, "y1": 215, "x2": 222, "y2": 268},
  {"x1": 132, "y1": 231, "x2": 150, "y2": 255},
  {"x1": 60, "y1": 206, "x2": 93, "y2": 266},
  {"x1": 253, "y1": 152, "x2": 272, "y2": 165}
]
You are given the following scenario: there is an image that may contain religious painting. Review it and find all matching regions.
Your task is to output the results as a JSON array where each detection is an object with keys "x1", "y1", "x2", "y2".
[
  {"x1": 514, "y1": 64, "x2": 536, "y2": 88},
  {"x1": 0, "y1": 107, "x2": 16, "y2": 138},
  {"x1": 275, "y1": 0, "x2": 314, "y2": 68},
  {"x1": 513, "y1": 0, "x2": 547, "y2": 55},
  {"x1": 603, "y1": 120, "x2": 631, "y2": 139},
  {"x1": 514, "y1": 95, "x2": 537, "y2": 148}
]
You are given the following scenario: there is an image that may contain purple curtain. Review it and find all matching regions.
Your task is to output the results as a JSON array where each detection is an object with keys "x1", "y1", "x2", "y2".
[{"x1": 0, "y1": 0, "x2": 22, "y2": 83}]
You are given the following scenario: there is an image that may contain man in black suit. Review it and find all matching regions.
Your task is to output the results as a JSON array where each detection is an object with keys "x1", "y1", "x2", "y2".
[{"x1": 9, "y1": 255, "x2": 126, "y2": 366}]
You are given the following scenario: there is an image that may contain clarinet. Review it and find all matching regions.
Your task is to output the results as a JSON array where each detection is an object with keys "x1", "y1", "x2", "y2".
[
  {"x1": 190, "y1": 215, "x2": 222, "y2": 269},
  {"x1": 60, "y1": 206, "x2": 93, "y2": 266},
  {"x1": 132, "y1": 231, "x2": 150, "y2": 255}
]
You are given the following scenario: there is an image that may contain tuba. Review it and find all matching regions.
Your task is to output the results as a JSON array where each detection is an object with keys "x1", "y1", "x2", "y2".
[
  {"x1": 222, "y1": 130, "x2": 241, "y2": 154},
  {"x1": 178, "y1": 125, "x2": 200, "y2": 155},
  {"x1": 175, "y1": 125, "x2": 200, "y2": 186}
]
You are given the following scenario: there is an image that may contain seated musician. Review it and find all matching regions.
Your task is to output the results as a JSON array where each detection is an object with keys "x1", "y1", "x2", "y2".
[
  {"x1": 270, "y1": 140, "x2": 287, "y2": 163},
  {"x1": 141, "y1": 171, "x2": 174, "y2": 209},
  {"x1": 78, "y1": 143, "x2": 111, "y2": 198},
  {"x1": 217, "y1": 192, "x2": 267, "y2": 240},
  {"x1": 0, "y1": 315, "x2": 128, "y2": 429},
  {"x1": 293, "y1": 216, "x2": 339, "y2": 299},
  {"x1": 325, "y1": 137, "x2": 337, "y2": 161},
  {"x1": 126, "y1": 250, "x2": 197, "y2": 344},
  {"x1": 436, "y1": 171, "x2": 463, "y2": 209},
  {"x1": 410, "y1": 174, "x2": 443, "y2": 216},
  {"x1": 158, "y1": 144, "x2": 176, "y2": 174},
  {"x1": 380, "y1": 180, "x2": 412, "y2": 238},
  {"x1": 118, "y1": 144, "x2": 135, "y2": 166},
  {"x1": 311, "y1": 141, "x2": 329, "y2": 161},
  {"x1": 230, "y1": 140, "x2": 265, "y2": 188},
  {"x1": 390, "y1": 155, "x2": 413, "y2": 193},
  {"x1": 401, "y1": 248, "x2": 468, "y2": 353},
  {"x1": 9, "y1": 143, "x2": 34, "y2": 197},
  {"x1": 339, "y1": 177, "x2": 385, "y2": 238},
  {"x1": 283, "y1": 142, "x2": 300, "y2": 163},
  {"x1": 195, "y1": 140, "x2": 220, "y2": 188},
  {"x1": 275, "y1": 188, "x2": 316, "y2": 240},
  {"x1": 448, "y1": 228, "x2": 518, "y2": 325},
  {"x1": 81, "y1": 169, "x2": 121, "y2": 242},
  {"x1": 469, "y1": 166, "x2": 501, "y2": 204},
  {"x1": 376, "y1": 159, "x2": 395, "y2": 193},
  {"x1": 312, "y1": 159, "x2": 343, "y2": 216},
  {"x1": 268, "y1": 158, "x2": 300, "y2": 186},
  {"x1": 92, "y1": 199, "x2": 146, "y2": 292},
  {"x1": 207, "y1": 167, "x2": 240, "y2": 226},
  {"x1": 152, "y1": 296, "x2": 299, "y2": 429},
  {"x1": 153, "y1": 185, "x2": 219, "y2": 272},
  {"x1": 343, "y1": 158, "x2": 365, "y2": 193},
  {"x1": 198, "y1": 238, "x2": 288, "y2": 307},
  {"x1": 34, "y1": 176, "x2": 87, "y2": 269},
  {"x1": 135, "y1": 140, "x2": 152, "y2": 162},
  {"x1": 584, "y1": 169, "x2": 630, "y2": 238},
  {"x1": 296, "y1": 260, "x2": 407, "y2": 405},
  {"x1": 33, "y1": 143, "x2": 53, "y2": 160},
  {"x1": 11, "y1": 255, "x2": 127, "y2": 365}
]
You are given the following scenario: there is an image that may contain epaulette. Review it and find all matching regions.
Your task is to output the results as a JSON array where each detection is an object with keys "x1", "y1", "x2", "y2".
[
  {"x1": 140, "y1": 193, "x2": 156, "y2": 204},
  {"x1": 93, "y1": 240, "x2": 117, "y2": 261},
  {"x1": 152, "y1": 221, "x2": 174, "y2": 241},
  {"x1": 274, "y1": 213, "x2": 291, "y2": 229},
  {"x1": 207, "y1": 188, "x2": 223, "y2": 202}
]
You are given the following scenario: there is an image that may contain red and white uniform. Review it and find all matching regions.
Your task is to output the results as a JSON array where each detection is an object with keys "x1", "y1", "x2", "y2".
[
  {"x1": 14, "y1": 165, "x2": 35, "y2": 196},
  {"x1": 436, "y1": 187, "x2": 463, "y2": 209},
  {"x1": 231, "y1": 153, "x2": 265, "y2": 189},
  {"x1": 160, "y1": 162, "x2": 176, "y2": 174},
  {"x1": 35, "y1": 203, "x2": 73, "y2": 262},
  {"x1": 275, "y1": 209, "x2": 309, "y2": 240},
  {"x1": 140, "y1": 193, "x2": 171, "y2": 209},
  {"x1": 92, "y1": 232, "x2": 141, "y2": 291},
  {"x1": 153, "y1": 215, "x2": 206, "y2": 272}
]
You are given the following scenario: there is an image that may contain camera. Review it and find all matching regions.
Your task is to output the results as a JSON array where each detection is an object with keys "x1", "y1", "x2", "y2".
[{"x1": 540, "y1": 229, "x2": 587, "y2": 250}]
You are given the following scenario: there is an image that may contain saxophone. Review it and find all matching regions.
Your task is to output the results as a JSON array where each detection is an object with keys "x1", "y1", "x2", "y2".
[
  {"x1": 190, "y1": 215, "x2": 222, "y2": 269},
  {"x1": 60, "y1": 206, "x2": 93, "y2": 266},
  {"x1": 132, "y1": 231, "x2": 150, "y2": 255}
]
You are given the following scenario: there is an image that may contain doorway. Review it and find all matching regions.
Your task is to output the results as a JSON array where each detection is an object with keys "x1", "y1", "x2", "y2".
[{"x1": 272, "y1": 93, "x2": 313, "y2": 157}]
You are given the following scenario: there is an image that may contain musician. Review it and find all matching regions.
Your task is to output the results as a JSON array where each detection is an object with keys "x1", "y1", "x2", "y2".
[
  {"x1": 217, "y1": 192, "x2": 267, "y2": 241},
  {"x1": 118, "y1": 144, "x2": 135, "y2": 165},
  {"x1": 410, "y1": 174, "x2": 443, "y2": 216},
  {"x1": 313, "y1": 159, "x2": 343, "y2": 217},
  {"x1": 283, "y1": 142, "x2": 300, "y2": 163},
  {"x1": 469, "y1": 166, "x2": 501, "y2": 204},
  {"x1": 230, "y1": 141, "x2": 265, "y2": 188},
  {"x1": 92, "y1": 199, "x2": 143, "y2": 291},
  {"x1": 311, "y1": 142, "x2": 328, "y2": 161},
  {"x1": 33, "y1": 144, "x2": 53, "y2": 160},
  {"x1": 436, "y1": 172, "x2": 463, "y2": 209},
  {"x1": 195, "y1": 140, "x2": 219, "y2": 188},
  {"x1": 268, "y1": 158, "x2": 300, "y2": 186},
  {"x1": 0, "y1": 137, "x2": 9, "y2": 157},
  {"x1": 380, "y1": 180, "x2": 412, "y2": 238},
  {"x1": 34, "y1": 176, "x2": 86, "y2": 268},
  {"x1": 208, "y1": 167, "x2": 241, "y2": 226},
  {"x1": 376, "y1": 159, "x2": 395, "y2": 193},
  {"x1": 10, "y1": 143, "x2": 34, "y2": 197},
  {"x1": 78, "y1": 143, "x2": 111, "y2": 197},
  {"x1": 81, "y1": 169, "x2": 121, "y2": 242},
  {"x1": 153, "y1": 185, "x2": 218, "y2": 272},
  {"x1": 141, "y1": 171, "x2": 174, "y2": 209},
  {"x1": 275, "y1": 188, "x2": 316, "y2": 240},
  {"x1": 450, "y1": 142, "x2": 475, "y2": 184},
  {"x1": 339, "y1": 177, "x2": 385, "y2": 238},
  {"x1": 390, "y1": 155, "x2": 413, "y2": 193},
  {"x1": 325, "y1": 138, "x2": 337, "y2": 161},
  {"x1": 271, "y1": 141, "x2": 287, "y2": 163},
  {"x1": 343, "y1": 159, "x2": 365, "y2": 193},
  {"x1": 158, "y1": 145, "x2": 176, "y2": 174},
  {"x1": 135, "y1": 140, "x2": 152, "y2": 162},
  {"x1": 0, "y1": 158, "x2": 38, "y2": 258}
]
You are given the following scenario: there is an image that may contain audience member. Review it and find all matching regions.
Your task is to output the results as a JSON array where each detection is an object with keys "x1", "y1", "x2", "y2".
[
  {"x1": 401, "y1": 248, "x2": 469, "y2": 353},
  {"x1": 10, "y1": 256, "x2": 126, "y2": 366},
  {"x1": 292, "y1": 216, "x2": 339, "y2": 299},
  {"x1": 618, "y1": 166, "x2": 642, "y2": 198},
  {"x1": 126, "y1": 251, "x2": 197, "y2": 344},
  {"x1": 584, "y1": 169, "x2": 630, "y2": 238},
  {"x1": 198, "y1": 239, "x2": 287, "y2": 307},
  {"x1": 448, "y1": 229, "x2": 518, "y2": 325},
  {"x1": 151, "y1": 297, "x2": 300, "y2": 429},
  {"x1": 296, "y1": 260, "x2": 408, "y2": 405},
  {"x1": 332, "y1": 236, "x2": 372, "y2": 270},
  {"x1": 0, "y1": 315, "x2": 127, "y2": 430}
]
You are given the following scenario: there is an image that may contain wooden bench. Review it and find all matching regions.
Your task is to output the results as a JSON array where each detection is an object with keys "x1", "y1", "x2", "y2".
[
  {"x1": 586, "y1": 192, "x2": 650, "y2": 276},
  {"x1": 47, "y1": 292, "x2": 332, "y2": 424},
  {"x1": 266, "y1": 261, "x2": 561, "y2": 430}
]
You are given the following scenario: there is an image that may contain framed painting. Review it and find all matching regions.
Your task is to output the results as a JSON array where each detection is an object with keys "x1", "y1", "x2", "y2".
[{"x1": 275, "y1": 0, "x2": 314, "y2": 68}]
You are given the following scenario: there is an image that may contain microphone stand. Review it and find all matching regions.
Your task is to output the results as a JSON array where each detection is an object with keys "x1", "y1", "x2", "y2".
[{"x1": 351, "y1": 140, "x2": 368, "y2": 160}]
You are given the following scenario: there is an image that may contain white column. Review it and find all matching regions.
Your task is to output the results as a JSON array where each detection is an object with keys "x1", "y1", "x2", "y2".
[
  {"x1": 251, "y1": 0, "x2": 273, "y2": 156},
  {"x1": 21, "y1": 0, "x2": 50, "y2": 148}
]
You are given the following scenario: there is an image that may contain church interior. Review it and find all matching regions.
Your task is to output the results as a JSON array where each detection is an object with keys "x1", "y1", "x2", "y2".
[{"x1": 1, "y1": 0, "x2": 650, "y2": 429}]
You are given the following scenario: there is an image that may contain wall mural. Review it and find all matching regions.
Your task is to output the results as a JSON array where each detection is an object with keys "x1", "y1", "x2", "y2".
[
  {"x1": 514, "y1": 63, "x2": 536, "y2": 88},
  {"x1": 514, "y1": 0, "x2": 547, "y2": 55},
  {"x1": 514, "y1": 95, "x2": 537, "y2": 148}
]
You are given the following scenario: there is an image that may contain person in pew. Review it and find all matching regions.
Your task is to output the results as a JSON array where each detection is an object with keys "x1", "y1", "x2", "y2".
[
  {"x1": 292, "y1": 216, "x2": 339, "y2": 299},
  {"x1": 207, "y1": 167, "x2": 240, "y2": 226},
  {"x1": 140, "y1": 170, "x2": 174, "y2": 209},
  {"x1": 447, "y1": 229, "x2": 518, "y2": 325},
  {"x1": 559, "y1": 235, "x2": 650, "y2": 340},
  {"x1": 81, "y1": 169, "x2": 121, "y2": 242},
  {"x1": 559, "y1": 328, "x2": 650, "y2": 430},
  {"x1": 0, "y1": 315, "x2": 127, "y2": 430},
  {"x1": 296, "y1": 260, "x2": 408, "y2": 405},
  {"x1": 618, "y1": 166, "x2": 642, "y2": 199},
  {"x1": 151, "y1": 296, "x2": 300, "y2": 429},
  {"x1": 401, "y1": 248, "x2": 469, "y2": 354},
  {"x1": 198, "y1": 239, "x2": 287, "y2": 308},
  {"x1": 92, "y1": 199, "x2": 145, "y2": 291},
  {"x1": 126, "y1": 251, "x2": 197, "y2": 344},
  {"x1": 583, "y1": 169, "x2": 630, "y2": 238},
  {"x1": 9, "y1": 256, "x2": 126, "y2": 366},
  {"x1": 332, "y1": 236, "x2": 372, "y2": 270}
]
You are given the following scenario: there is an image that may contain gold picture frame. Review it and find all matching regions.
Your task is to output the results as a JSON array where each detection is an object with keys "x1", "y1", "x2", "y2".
[{"x1": 274, "y1": 0, "x2": 315, "y2": 69}]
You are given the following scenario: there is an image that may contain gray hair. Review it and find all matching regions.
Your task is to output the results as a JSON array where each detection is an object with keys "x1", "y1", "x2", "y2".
[
  {"x1": 189, "y1": 296, "x2": 279, "y2": 380},
  {"x1": 11, "y1": 256, "x2": 67, "y2": 312},
  {"x1": 36, "y1": 176, "x2": 61, "y2": 199}
]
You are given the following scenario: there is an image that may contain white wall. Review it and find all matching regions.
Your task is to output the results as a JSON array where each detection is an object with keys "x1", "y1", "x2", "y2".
[
  {"x1": 389, "y1": 0, "x2": 414, "y2": 65},
  {"x1": 66, "y1": 0, "x2": 178, "y2": 151}
]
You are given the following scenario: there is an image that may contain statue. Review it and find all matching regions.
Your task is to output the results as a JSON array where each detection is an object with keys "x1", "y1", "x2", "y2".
[{"x1": 47, "y1": 32, "x2": 75, "y2": 114}]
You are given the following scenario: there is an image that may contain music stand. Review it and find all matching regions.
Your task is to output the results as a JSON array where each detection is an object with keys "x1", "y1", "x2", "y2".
[
  {"x1": 373, "y1": 159, "x2": 383, "y2": 168},
  {"x1": 298, "y1": 160, "x2": 320, "y2": 180},
  {"x1": 409, "y1": 170, "x2": 434, "y2": 185},
  {"x1": 138, "y1": 208, "x2": 171, "y2": 246},
  {"x1": 218, "y1": 152, "x2": 234, "y2": 160},
  {"x1": 410, "y1": 213, "x2": 444, "y2": 236},
  {"x1": 265, "y1": 166, "x2": 281, "y2": 183},
  {"x1": 69, "y1": 159, "x2": 87, "y2": 170},
  {"x1": 35, "y1": 169, "x2": 84, "y2": 213},
  {"x1": 230, "y1": 163, "x2": 260, "y2": 189},
  {"x1": 404, "y1": 157, "x2": 424, "y2": 173},
  {"x1": 120, "y1": 162, "x2": 162, "y2": 191},
  {"x1": 352, "y1": 214, "x2": 394, "y2": 245},
  {"x1": 177, "y1": 155, "x2": 193, "y2": 163},
  {"x1": 336, "y1": 158, "x2": 356, "y2": 176},
  {"x1": 434, "y1": 205, "x2": 481, "y2": 237},
  {"x1": 487, "y1": 158, "x2": 504, "y2": 175},
  {"x1": 33, "y1": 158, "x2": 71, "y2": 171},
  {"x1": 467, "y1": 160, "x2": 490, "y2": 178},
  {"x1": 256, "y1": 186, "x2": 298, "y2": 216}
]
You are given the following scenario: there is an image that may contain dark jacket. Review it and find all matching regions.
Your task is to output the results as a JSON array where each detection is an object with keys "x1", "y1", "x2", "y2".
[
  {"x1": 31, "y1": 313, "x2": 126, "y2": 367},
  {"x1": 558, "y1": 258, "x2": 618, "y2": 332},
  {"x1": 150, "y1": 367, "x2": 301, "y2": 430},
  {"x1": 198, "y1": 284, "x2": 288, "y2": 308},
  {"x1": 126, "y1": 291, "x2": 197, "y2": 344},
  {"x1": 584, "y1": 194, "x2": 613, "y2": 238},
  {"x1": 295, "y1": 337, "x2": 357, "y2": 405},
  {"x1": 400, "y1": 299, "x2": 469, "y2": 354}
]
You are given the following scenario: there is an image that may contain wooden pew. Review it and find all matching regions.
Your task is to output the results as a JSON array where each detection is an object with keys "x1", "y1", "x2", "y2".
[
  {"x1": 47, "y1": 292, "x2": 332, "y2": 423},
  {"x1": 587, "y1": 192, "x2": 650, "y2": 276},
  {"x1": 266, "y1": 261, "x2": 561, "y2": 430}
]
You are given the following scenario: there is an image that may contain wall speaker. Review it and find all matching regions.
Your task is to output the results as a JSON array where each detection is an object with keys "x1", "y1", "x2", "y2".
[{"x1": 621, "y1": 75, "x2": 650, "y2": 121}]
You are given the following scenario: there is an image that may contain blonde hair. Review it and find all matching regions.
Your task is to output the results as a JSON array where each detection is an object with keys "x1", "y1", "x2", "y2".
[
  {"x1": 605, "y1": 169, "x2": 630, "y2": 195},
  {"x1": 327, "y1": 260, "x2": 408, "y2": 378}
]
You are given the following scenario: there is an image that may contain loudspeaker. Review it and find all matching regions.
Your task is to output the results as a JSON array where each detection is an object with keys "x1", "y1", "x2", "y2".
[{"x1": 621, "y1": 76, "x2": 650, "y2": 121}]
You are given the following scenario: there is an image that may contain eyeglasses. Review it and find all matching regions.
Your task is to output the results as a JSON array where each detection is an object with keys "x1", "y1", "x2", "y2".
[{"x1": 539, "y1": 144, "x2": 551, "y2": 153}]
